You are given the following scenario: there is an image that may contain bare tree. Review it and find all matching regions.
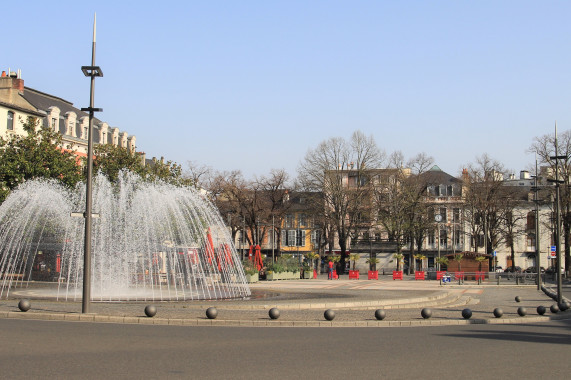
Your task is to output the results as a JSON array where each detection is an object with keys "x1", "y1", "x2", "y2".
[
  {"x1": 298, "y1": 130, "x2": 384, "y2": 273},
  {"x1": 462, "y1": 154, "x2": 521, "y2": 270},
  {"x1": 529, "y1": 129, "x2": 571, "y2": 276}
]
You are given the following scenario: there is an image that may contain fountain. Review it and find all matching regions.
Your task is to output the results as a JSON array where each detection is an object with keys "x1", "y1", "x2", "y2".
[{"x1": 0, "y1": 172, "x2": 251, "y2": 301}]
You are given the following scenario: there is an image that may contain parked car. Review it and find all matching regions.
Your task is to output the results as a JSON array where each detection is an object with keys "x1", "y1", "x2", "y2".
[
  {"x1": 503, "y1": 266, "x2": 522, "y2": 273},
  {"x1": 524, "y1": 266, "x2": 545, "y2": 273},
  {"x1": 545, "y1": 267, "x2": 564, "y2": 275},
  {"x1": 495, "y1": 266, "x2": 504, "y2": 273}
]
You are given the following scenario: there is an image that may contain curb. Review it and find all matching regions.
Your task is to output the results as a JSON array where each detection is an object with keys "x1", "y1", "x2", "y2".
[{"x1": 2, "y1": 309, "x2": 570, "y2": 328}]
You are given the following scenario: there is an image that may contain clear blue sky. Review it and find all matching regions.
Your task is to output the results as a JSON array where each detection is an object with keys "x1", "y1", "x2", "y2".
[{"x1": 5, "y1": 1, "x2": 571, "y2": 179}]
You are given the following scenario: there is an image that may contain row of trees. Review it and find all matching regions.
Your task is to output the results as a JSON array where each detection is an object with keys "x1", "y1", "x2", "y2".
[{"x1": 190, "y1": 129, "x2": 569, "y2": 275}]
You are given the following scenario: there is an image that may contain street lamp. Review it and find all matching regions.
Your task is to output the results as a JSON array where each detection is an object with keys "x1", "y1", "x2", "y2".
[
  {"x1": 531, "y1": 157, "x2": 541, "y2": 290},
  {"x1": 435, "y1": 214, "x2": 442, "y2": 270},
  {"x1": 79, "y1": 14, "x2": 103, "y2": 314},
  {"x1": 548, "y1": 122, "x2": 564, "y2": 304}
]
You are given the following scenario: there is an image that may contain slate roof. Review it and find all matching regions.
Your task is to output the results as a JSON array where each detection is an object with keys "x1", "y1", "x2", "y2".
[{"x1": 21, "y1": 87, "x2": 103, "y2": 127}]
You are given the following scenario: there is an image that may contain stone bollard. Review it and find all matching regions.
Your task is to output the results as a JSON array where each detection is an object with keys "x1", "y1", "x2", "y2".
[
  {"x1": 493, "y1": 308, "x2": 503, "y2": 318},
  {"x1": 421, "y1": 308, "x2": 432, "y2": 319},
  {"x1": 269, "y1": 308, "x2": 280, "y2": 320},
  {"x1": 144, "y1": 305, "x2": 157, "y2": 317},
  {"x1": 550, "y1": 304, "x2": 559, "y2": 314},
  {"x1": 18, "y1": 299, "x2": 31, "y2": 312},
  {"x1": 374, "y1": 309, "x2": 386, "y2": 320},
  {"x1": 206, "y1": 307, "x2": 218, "y2": 319},
  {"x1": 462, "y1": 309, "x2": 472, "y2": 319},
  {"x1": 324, "y1": 309, "x2": 335, "y2": 321}
]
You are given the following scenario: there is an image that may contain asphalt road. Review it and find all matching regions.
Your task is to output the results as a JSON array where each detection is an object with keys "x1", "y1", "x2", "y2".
[{"x1": 0, "y1": 318, "x2": 569, "y2": 379}]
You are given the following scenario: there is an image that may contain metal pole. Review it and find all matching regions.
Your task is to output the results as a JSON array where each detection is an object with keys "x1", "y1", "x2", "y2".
[
  {"x1": 554, "y1": 124, "x2": 563, "y2": 304},
  {"x1": 272, "y1": 215, "x2": 275, "y2": 263},
  {"x1": 534, "y1": 157, "x2": 541, "y2": 290},
  {"x1": 437, "y1": 226, "x2": 440, "y2": 271},
  {"x1": 242, "y1": 217, "x2": 245, "y2": 261},
  {"x1": 80, "y1": 14, "x2": 103, "y2": 314}
]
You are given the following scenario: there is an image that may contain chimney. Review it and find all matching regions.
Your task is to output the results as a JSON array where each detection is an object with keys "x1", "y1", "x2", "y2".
[
  {"x1": 462, "y1": 168, "x2": 469, "y2": 180},
  {"x1": 520, "y1": 170, "x2": 530, "y2": 179},
  {"x1": 0, "y1": 68, "x2": 24, "y2": 92}
]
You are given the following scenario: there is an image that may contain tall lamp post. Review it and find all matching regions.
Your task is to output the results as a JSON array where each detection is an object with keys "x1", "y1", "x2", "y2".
[
  {"x1": 531, "y1": 157, "x2": 541, "y2": 290},
  {"x1": 548, "y1": 122, "x2": 564, "y2": 304},
  {"x1": 435, "y1": 214, "x2": 442, "y2": 270},
  {"x1": 80, "y1": 14, "x2": 103, "y2": 314}
]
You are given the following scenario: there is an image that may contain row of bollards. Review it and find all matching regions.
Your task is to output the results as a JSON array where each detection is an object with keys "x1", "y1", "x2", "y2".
[{"x1": 15, "y1": 298, "x2": 571, "y2": 321}]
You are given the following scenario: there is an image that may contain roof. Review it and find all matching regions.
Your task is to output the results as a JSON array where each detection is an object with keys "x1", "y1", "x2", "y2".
[
  {"x1": 418, "y1": 166, "x2": 462, "y2": 186},
  {"x1": 21, "y1": 87, "x2": 103, "y2": 126}
]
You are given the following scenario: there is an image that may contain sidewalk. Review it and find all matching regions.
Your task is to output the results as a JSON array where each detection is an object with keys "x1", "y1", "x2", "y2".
[{"x1": 0, "y1": 277, "x2": 569, "y2": 327}]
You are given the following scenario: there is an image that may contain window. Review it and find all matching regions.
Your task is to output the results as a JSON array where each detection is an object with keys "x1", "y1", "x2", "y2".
[
  {"x1": 440, "y1": 230, "x2": 448, "y2": 248},
  {"x1": 428, "y1": 232, "x2": 435, "y2": 246},
  {"x1": 282, "y1": 229, "x2": 306, "y2": 247},
  {"x1": 311, "y1": 230, "x2": 320, "y2": 245},
  {"x1": 7, "y1": 111, "x2": 14, "y2": 130},
  {"x1": 296, "y1": 230, "x2": 306, "y2": 247},
  {"x1": 51, "y1": 118, "x2": 58, "y2": 130},
  {"x1": 287, "y1": 230, "x2": 296, "y2": 246},
  {"x1": 527, "y1": 212, "x2": 535, "y2": 230},
  {"x1": 299, "y1": 214, "x2": 307, "y2": 227},
  {"x1": 439, "y1": 208, "x2": 447, "y2": 222},
  {"x1": 527, "y1": 233, "x2": 535, "y2": 249},
  {"x1": 453, "y1": 208, "x2": 460, "y2": 223},
  {"x1": 285, "y1": 214, "x2": 294, "y2": 228}
]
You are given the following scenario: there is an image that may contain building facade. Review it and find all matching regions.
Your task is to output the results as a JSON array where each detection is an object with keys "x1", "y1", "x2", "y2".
[{"x1": 0, "y1": 69, "x2": 135, "y2": 158}]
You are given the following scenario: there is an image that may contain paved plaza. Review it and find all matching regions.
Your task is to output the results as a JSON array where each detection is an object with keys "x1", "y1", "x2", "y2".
[{"x1": 1, "y1": 275, "x2": 569, "y2": 327}]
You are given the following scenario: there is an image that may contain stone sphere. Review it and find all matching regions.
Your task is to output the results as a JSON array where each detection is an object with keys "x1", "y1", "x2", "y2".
[
  {"x1": 559, "y1": 301, "x2": 570, "y2": 312},
  {"x1": 374, "y1": 309, "x2": 386, "y2": 321},
  {"x1": 268, "y1": 308, "x2": 280, "y2": 320},
  {"x1": 515, "y1": 296, "x2": 521, "y2": 302},
  {"x1": 517, "y1": 307, "x2": 527, "y2": 317},
  {"x1": 421, "y1": 308, "x2": 432, "y2": 319},
  {"x1": 144, "y1": 305, "x2": 157, "y2": 318},
  {"x1": 18, "y1": 299, "x2": 31, "y2": 312},
  {"x1": 493, "y1": 308, "x2": 503, "y2": 318},
  {"x1": 550, "y1": 304, "x2": 560, "y2": 314},
  {"x1": 536, "y1": 306, "x2": 546, "y2": 315},
  {"x1": 462, "y1": 308, "x2": 472, "y2": 319},
  {"x1": 324, "y1": 309, "x2": 335, "y2": 321},
  {"x1": 206, "y1": 307, "x2": 218, "y2": 319}
]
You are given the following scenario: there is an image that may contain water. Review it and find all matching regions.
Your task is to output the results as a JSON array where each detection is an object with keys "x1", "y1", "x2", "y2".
[{"x1": 0, "y1": 172, "x2": 251, "y2": 301}]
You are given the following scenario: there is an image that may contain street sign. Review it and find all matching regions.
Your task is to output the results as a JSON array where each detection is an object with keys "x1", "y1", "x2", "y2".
[
  {"x1": 493, "y1": 251, "x2": 497, "y2": 257},
  {"x1": 551, "y1": 246, "x2": 556, "y2": 253}
]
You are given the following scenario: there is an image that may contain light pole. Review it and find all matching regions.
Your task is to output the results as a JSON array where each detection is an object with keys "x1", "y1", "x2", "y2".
[
  {"x1": 241, "y1": 216, "x2": 245, "y2": 261},
  {"x1": 435, "y1": 214, "x2": 442, "y2": 270},
  {"x1": 80, "y1": 14, "x2": 103, "y2": 314},
  {"x1": 549, "y1": 122, "x2": 564, "y2": 304},
  {"x1": 532, "y1": 157, "x2": 541, "y2": 290}
]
